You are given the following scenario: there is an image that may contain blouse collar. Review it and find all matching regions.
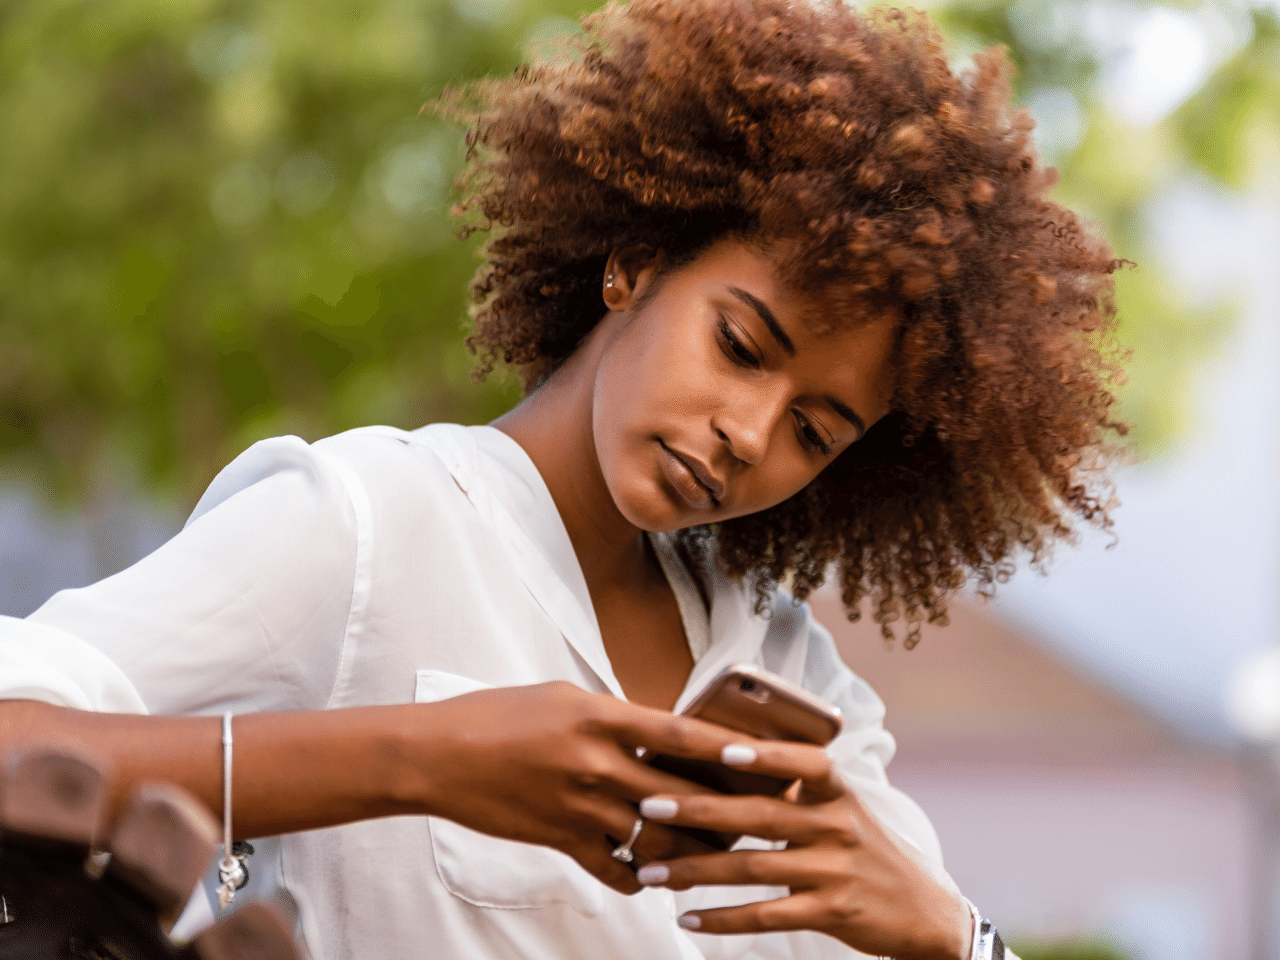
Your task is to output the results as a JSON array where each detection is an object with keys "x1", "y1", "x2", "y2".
[{"x1": 429, "y1": 424, "x2": 772, "y2": 706}]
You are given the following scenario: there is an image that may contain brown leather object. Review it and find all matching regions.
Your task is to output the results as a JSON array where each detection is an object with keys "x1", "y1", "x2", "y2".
[{"x1": 0, "y1": 747, "x2": 302, "y2": 960}]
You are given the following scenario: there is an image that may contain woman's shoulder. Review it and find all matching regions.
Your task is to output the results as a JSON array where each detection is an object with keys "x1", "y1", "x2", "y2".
[
  {"x1": 311, "y1": 422, "x2": 459, "y2": 472},
  {"x1": 314, "y1": 422, "x2": 475, "y2": 491},
  {"x1": 186, "y1": 424, "x2": 473, "y2": 536}
]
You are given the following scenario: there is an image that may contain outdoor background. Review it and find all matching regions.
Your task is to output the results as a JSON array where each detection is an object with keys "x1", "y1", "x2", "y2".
[{"x1": 1, "y1": 1, "x2": 1278, "y2": 958}]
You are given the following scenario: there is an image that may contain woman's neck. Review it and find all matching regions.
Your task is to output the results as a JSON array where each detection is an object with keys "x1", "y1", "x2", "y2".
[{"x1": 491, "y1": 335, "x2": 658, "y2": 595}]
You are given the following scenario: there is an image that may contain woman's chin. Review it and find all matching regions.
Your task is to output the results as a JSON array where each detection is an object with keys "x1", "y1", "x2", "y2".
[
  {"x1": 611, "y1": 480, "x2": 700, "y2": 533},
  {"x1": 617, "y1": 502, "x2": 687, "y2": 534}
]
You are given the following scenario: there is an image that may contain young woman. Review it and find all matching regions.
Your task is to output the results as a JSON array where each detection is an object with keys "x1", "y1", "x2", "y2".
[{"x1": 0, "y1": 2, "x2": 1125, "y2": 959}]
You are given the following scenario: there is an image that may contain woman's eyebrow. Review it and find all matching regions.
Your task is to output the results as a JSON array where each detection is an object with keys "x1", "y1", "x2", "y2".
[
  {"x1": 826, "y1": 397, "x2": 867, "y2": 439},
  {"x1": 728, "y1": 286, "x2": 795, "y2": 356},
  {"x1": 726, "y1": 285, "x2": 866, "y2": 438}
]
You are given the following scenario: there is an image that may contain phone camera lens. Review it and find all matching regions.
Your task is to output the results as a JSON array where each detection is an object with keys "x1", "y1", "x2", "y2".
[{"x1": 739, "y1": 679, "x2": 756, "y2": 693}]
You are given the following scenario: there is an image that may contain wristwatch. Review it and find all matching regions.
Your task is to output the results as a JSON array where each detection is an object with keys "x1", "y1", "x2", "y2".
[{"x1": 974, "y1": 918, "x2": 1005, "y2": 960}]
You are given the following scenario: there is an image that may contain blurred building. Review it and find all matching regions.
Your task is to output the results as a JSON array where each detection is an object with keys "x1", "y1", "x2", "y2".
[{"x1": 816, "y1": 590, "x2": 1257, "y2": 960}]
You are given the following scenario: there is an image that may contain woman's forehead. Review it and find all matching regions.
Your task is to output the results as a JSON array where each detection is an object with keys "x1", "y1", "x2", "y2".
[{"x1": 679, "y1": 236, "x2": 896, "y2": 335}]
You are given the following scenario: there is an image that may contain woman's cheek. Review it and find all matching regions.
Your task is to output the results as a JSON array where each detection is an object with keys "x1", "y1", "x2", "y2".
[{"x1": 747, "y1": 464, "x2": 822, "y2": 517}]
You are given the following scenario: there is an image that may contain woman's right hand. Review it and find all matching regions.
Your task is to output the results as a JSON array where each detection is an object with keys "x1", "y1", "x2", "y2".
[
  {"x1": 403, "y1": 681, "x2": 776, "y2": 893},
  {"x1": 1, "y1": 684, "x2": 801, "y2": 895}
]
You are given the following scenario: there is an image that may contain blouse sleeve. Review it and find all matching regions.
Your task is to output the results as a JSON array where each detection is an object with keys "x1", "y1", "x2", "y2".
[{"x1": 0, "y1": 435, "x2": 363, "y2": 716}]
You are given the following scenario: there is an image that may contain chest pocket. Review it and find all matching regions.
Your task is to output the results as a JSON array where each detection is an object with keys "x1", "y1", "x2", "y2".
[{"x1": 414, "y1": 670, "x2": 606, "y2": 918}]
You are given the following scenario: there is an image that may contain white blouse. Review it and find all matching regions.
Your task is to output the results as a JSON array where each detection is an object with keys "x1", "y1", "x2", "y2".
[{"x1": 0, "y1": 423, "x2": 945, "y2": 960}]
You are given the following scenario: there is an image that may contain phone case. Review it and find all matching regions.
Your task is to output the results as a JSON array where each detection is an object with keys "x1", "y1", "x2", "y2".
[
  {"x1": 681, "y1": 663, "x2": 843, "y2": 744},
  {"x1": 644, "y1": 664, "x2": 843, "y2": 851}
]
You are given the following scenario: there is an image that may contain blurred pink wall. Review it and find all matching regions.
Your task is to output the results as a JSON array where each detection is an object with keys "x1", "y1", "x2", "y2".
[{"x1": 815, "y1": 590, "x2": 1255, "y2": 960}]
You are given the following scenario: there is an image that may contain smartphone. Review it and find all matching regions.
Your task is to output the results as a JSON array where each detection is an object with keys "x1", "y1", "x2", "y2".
[{"x1": 644, "y1": 663, "x2": 843, "y2": 851}]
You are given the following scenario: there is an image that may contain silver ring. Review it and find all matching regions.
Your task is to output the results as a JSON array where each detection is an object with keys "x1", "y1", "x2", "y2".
[{"x1": 610, "y1": 817, "x2": 645, "y2": 864}]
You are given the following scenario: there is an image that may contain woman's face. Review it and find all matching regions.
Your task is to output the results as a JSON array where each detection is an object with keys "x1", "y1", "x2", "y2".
[{"x1": 592, "y1": 239, "x2": 897, "y2": 532}]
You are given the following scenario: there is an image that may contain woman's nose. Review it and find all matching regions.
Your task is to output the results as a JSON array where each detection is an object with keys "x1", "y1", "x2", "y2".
[
  {"x1": 715, "y1": 422, "x2": 767, "y2": 465},
  {"x1": 712, "y1": 389, "x2": 785, "y2": 466}
]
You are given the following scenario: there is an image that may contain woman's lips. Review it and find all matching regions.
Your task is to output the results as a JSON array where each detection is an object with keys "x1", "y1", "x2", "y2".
[{"x1": 658, "y1": 441, "x2": 721, "y2": 509}]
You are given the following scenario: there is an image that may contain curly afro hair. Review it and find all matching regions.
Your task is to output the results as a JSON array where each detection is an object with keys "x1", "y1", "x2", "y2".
[{"x1": 436, "y1": 0, "x2": 1129, "y2": 646}]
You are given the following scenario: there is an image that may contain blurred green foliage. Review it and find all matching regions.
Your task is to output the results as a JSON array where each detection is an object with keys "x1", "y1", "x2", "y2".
[
  {"x1": 1011, "y1": 938, "x2": 1129, "y2": 960},
  {"x1": 931, "y1": 0, "x2": 1280, "y2": 451},
  {"x1": 0, "y1": 0, "x2": 1277, "y2": 503},
  {"x1": 0, "y1": 0, "x2": 589, "y2": 498}
]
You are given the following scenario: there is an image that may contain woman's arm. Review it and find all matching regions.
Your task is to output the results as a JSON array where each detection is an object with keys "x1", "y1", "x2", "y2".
[
  {"x1": 1, "y1": 699, "x2": 417, "y2": 836},
  {"x1": 0, "y1": 682, "x2": 804, "y2": 894}
]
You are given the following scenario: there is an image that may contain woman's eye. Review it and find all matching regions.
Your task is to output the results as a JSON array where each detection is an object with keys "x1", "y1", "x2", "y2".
[
  {"x1": 717, "y1": 316, "x2": 759, "y2": 368},
  {"x1": 795, "y1": 413, "x2": 832, "y2": 456}
]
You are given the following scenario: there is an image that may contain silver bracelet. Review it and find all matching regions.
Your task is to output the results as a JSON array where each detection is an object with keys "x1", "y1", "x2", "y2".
[{"x1": 216, "y1": 712, "x2": 247, "y2": 909}]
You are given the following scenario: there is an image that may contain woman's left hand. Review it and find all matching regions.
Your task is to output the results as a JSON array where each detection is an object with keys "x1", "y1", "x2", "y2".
[{"x1": 634, "y1": 744, "x2": 973, "y2": 960}]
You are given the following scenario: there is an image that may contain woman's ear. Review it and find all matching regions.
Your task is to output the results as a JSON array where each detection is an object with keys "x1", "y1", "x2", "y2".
[{"x1": 603, "y1": 246, "x2": 661, "y2": 311}]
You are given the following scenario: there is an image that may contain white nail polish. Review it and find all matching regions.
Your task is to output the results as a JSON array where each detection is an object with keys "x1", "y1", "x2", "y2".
[
  {"x1": 636, "y1": 864, "x2": 669, "y2": 885},
  {"x1": 640, "y1": 796, "x2": 679, "y2": 819},
  {"x1": 678, "y1": 914, "x2": 702, "y2": 930},
  {"x1": 721, "y1": 744, "x2": 757, "y2": 766}
]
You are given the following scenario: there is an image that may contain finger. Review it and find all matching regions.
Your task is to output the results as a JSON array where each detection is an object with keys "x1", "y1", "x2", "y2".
[
  {"x1": 560, "y1": 739, "x2": 725, "y2": 808},
  {"x1": 608, "y1": 755, "x2": 728, "y2": 803},
  {"x1": 602, "y1": 739, "x2": 831, "y2": 805},
  {"x1": 720, "y1": 740, "x2": 841, "y2": 800},
  {"x1": 561, "y1": 831, "x2": 642, "y2": 894},
  {"x1": 592, "y1": 702, "x2": 838, "y2": 803},
  {"x1": 630, "y1": 734, "x2": 838, "y2": 800},
  {"x1": 527, "y1": 818, "x2": 639, "y2": 894},
  {"x1": 580, "y1": 844, "x2": 643, "y2": 894},
  {"x1": 638, "y1": 792, "x2": 834, "y2": 845},
  {"x1": 639, "y1": 847, "x2": 836, "y2": 891},
  {"x1": 578, "y1": 794, "x2": 710, "y2": 863},
  {"x1": 600, "y1": 704, "x2": 773, "y2": 765},
  {"x1": 611, "y1": 716, "x2": 839, "y2": 798},
  {"x1": 677, "y1": 892, "x2": 828, "y2": 936},
  {"x1": 630, "y1": 817, "x2": 725, "y2": 863}
]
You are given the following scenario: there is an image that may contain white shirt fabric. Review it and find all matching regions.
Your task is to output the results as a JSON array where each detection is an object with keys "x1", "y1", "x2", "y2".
[{"x1": 0, "y1": 423, "x2": 946, "y2": 960}]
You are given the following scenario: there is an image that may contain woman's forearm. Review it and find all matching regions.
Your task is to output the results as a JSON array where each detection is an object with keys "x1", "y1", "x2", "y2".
[
  {"x1": 0, "y1": 682, "x2": 797, "y2": 898},
  {"x1": 0, "y1": 700, "x2": 424, "y2": 838}
]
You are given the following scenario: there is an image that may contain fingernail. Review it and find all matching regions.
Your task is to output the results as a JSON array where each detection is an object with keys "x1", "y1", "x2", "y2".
[
  {"x1": 640, "y1": 796, "x2": 679, "y2": 819},
  {"x1": 636, "y1": 864, "x2": 669, "y2": 885},
  {"x1": 678, "y1": 914, "x2": 702, "y2": 930},
  {"x1": 721, "y1": 744, "x2": 757, "y2": 766}
]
